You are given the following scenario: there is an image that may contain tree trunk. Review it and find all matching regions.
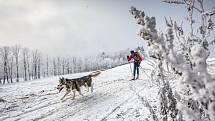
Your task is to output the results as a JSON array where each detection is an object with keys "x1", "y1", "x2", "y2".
[
  {"x1": 12, "y1": 45, "x2": 21, "y2": 82},
  {"x1": 46, "y1": 56, "x2": 49, "y2": 77},
  {"x1": 3, "y1": 61, "x2": 6, "y2": 84},
  {"x1": 10, "y1": 60, "x2": 13, "y2": 83},
  {"x1": 4, "y1": 58, "x2": 9, "y2": 84},
  {"x1": 67, "y1": 59, "x2": 70, "y2": 74},
  {"x1": 57, "y1": 57, "x2": 60, "y2": 75},
  {"x1": 23, "y1": 53, "x2": 27, "y2": 81},
  {"x1": 32, "y1": 64, "x2": 34, "y2": 80},
  {"x1": 16, "y1": 56, "x2": 19, "y2": 82},
  {"x1": 27, "y1": 56, "x2": 30, "y2": 80},
  {"x1": 62, "y1": 59, "x2": 65, "y2": 75},
  {"x1": 53, "y1": 59, "x2": 56, "y2": 76},
  {"x1": 6, "y1": 63, "x2": 9, "y2": 84},
  {"x1": 33, "y1": 58, "x2": 37, "y2": 79},
  {"x1": 8, "y1": 57, "x2": 13, "y2": 83},
  {"x1": 38, "y1": 58, "x2": 40, "y2": 79}
]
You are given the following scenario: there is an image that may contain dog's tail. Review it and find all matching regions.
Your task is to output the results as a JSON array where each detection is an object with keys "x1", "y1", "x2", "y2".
[{"x1": 89, "y1": 70, "x2": 101, "y2": 77}]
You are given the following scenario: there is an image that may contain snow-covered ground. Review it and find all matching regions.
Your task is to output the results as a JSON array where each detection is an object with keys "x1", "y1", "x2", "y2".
[{"x1": 0, "y1": 59, "x2": 215, "y2": 121}]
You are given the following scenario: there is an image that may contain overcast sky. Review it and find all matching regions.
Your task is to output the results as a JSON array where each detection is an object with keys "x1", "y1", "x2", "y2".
[{"x1": 0, "y1": 0, "x2": 214, "y2": 57}]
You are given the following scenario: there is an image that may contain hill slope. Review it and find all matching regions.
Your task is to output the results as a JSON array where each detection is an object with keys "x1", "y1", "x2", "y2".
[{"x1": 1, "y1": 59, "x2": 214, "y2": 121}]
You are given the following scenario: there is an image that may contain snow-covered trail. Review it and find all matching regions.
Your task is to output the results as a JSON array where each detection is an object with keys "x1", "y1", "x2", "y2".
[
  {"x1": 1, "y1": 59, "x2": 215, "y2": 121},
  {"x1": 0, "y1": 60, "x2": 158, "y2": 121}
]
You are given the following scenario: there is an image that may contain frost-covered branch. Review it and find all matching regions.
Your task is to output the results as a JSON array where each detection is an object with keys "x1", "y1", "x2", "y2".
[
  {"x1": 130, "y1": 0, "x2": 215, "y2": 120},
  {"x1": 163, "y1": 0, "x2": 185, "y2": 4}
]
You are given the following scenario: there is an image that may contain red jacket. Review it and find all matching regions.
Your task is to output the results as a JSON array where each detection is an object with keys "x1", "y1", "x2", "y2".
[{"x1": 127, "y1": 52, "x2": 143, "y2": 64}]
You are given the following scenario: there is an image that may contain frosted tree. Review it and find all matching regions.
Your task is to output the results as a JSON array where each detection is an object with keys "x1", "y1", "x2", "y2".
[
  {"x1": 0, "y1": 44, "x2": 129, "y2": 84},
  {"x1": 37, "y1": 53, "x2": 41, "y2": 79},
  {"x1": 12, "y1": 45, "x2": 21, "y2": 82},
  {"x1": 32, "y1": 50, "x2": 39, "y2": 79},
  {"x1": 72, "y1": 57, "x2": 77, "y2": 73},
  {"x1": 57, "y1": 57, "x2": 61, "y2": 75},
  {"x1": 8, "y1": 53, "x2": 13, "y2": 83},
  {"x1": 130, "y1": 0, "x2": 215, "y2": 120},
  {"x1": 66, "y1": 58, "x2": 70, "y2": 74},
  {"x1": 22, "y1": 48, "x2": 29, "y2": 81},
  {"x1": 46, "y1": 55, "x2": 49, "y2": 77},
  {"x1": 62, "y1": 58, "x2": 66, "y2": 75},
  {"x1": 0, "y1": 46, "x2": 10, "y2": 84},
  {"x1": 26, "y1": 49, "x2": 31, "y2": 80},
  {"x1": 53, "y1": 58, "x2": 57, "y2": 76}
]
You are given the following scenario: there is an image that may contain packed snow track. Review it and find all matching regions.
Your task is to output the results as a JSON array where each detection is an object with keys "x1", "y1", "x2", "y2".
[{"x1": 0, "y1": 60, "x2": 170, "y2": 121}]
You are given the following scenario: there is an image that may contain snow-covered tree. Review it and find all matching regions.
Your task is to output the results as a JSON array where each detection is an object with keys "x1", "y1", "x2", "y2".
[
  {"x1": 12, "y1": 45, "x2": 21, "y2": 82},
  {"x1": 0, "y1": 46, "x2": 10, "y2": 84},
  {"x1": 130, "y1": 0, "x2": 215, "y2": 120}
]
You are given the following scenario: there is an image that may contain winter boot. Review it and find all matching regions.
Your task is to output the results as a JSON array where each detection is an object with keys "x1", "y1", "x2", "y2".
[
  {"x1": 136, "y1": 74, "x2": 139, "y2": 80},
  {"x1": 131, "y1": 76, "x2": 135, "y2": 80}
]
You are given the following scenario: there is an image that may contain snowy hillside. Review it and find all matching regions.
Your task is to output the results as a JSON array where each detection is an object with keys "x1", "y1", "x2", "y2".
[{"x1": 0, "y1": 59, "x2": 215, "y2": 121}]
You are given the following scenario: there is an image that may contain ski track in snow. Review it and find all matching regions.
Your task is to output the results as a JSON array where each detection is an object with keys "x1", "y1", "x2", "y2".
[{"x1": 1, "y1": 59, "x2": 214, "y2": 121}]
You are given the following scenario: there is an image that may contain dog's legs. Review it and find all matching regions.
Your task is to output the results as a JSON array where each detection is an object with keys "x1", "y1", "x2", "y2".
[
  {"x1": 78, "y1": 90, "x2": 84, "y2": 96},
  {"x1": 87, "y1": 85, "x2": 89, "y2": 92},
  {"x1": 72, "y1": 89, "x2": 83, "y2": 99},
  {"x1": 86, "y1": 79, "x2": 93, "y2": 93},
  {"x1": 72, "y1": 90, "x2": 76, "y2": 99},
  {"x1": 76, "y1": 82, "x2": 84, "y2": 96},
  {"x1": 77, "y1": 87, "x2": 84, "y2": 96},
  {"x1": 61, "y1": 90, "x2": 71, "y2": 100},
  {"x1": 91, "y1": 83, "x2": 93, "y2": 93},
  {"x1": 84, "y1": 83, "x2": 89, "y2": 92}
]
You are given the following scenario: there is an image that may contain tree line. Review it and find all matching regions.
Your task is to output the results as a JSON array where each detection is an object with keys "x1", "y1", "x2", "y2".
[{"x1": 0, "y1": 45, "x2": 130, "y2": 84}]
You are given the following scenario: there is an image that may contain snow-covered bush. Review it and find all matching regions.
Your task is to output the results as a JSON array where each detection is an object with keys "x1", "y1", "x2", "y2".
[{"x1": 130, "y1": 0, "x2": 215, "y2": 120}]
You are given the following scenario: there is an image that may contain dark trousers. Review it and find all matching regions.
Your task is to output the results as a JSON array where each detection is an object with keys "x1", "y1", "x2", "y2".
[{"x1": 133, "y1": 62, "x2": 140, "y2": 77}]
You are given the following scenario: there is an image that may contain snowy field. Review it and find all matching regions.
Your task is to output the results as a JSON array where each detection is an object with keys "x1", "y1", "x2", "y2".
[{"x1": 0, "y1": 59, "x2": 215, "y2": 121}]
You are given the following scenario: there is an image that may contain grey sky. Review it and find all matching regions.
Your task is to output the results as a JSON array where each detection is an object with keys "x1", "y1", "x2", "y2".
[{"x1": 0, "y1": 0, "x2": 214, "y2": 57}]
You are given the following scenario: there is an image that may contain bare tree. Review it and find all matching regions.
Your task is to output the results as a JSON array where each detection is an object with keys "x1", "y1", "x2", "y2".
[
  {"x1": 26, "y1": 49, "x2": 31, "y2": 80},
  {"x1": 12, "y1": 45, "x2": 21, "y2": 82},
  {"x1": 66, "y1": 58, "x2": 70, "y2": 74},
  {"x1": 46, "y1": 55, "x2": 49, "y2": 77},
  {"x1": 37, "y1": 53, "x2": 41, "y2": 79},
  {"x1": 70, "y1": 58, "x2": 74, "y2": 73},
  {"x1": 22, "y1": 48, "x2": 28, "y2": 81},
  {"x1": 8, "y1": 55, "x2": 13, "y2": 83},
  {"x1": 0, "y1": 47, "x2": 10, "y2": 84},
  {"x1": 32, "y1": 50, "x2": 39, "y2": 79},
  {"x1": 72, "y1": 57, "x2": 77, "y2": 73},
  {"x1": 53, "y1": 58, "x2": 57, "y2": 76},
  {"x1": 57, "y1": 57, "x2": 61, "y2": 75},
  {"x1": 0, "y1": 44, "x2": 128, "y2": 85},
  {"x1": 62, "y1": 58, "x2": 65, "y2": 75}
]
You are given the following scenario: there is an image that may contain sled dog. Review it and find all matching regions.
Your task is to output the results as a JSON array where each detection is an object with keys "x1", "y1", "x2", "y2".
[{"x1": 57, "y1": 71, "x2": 100, "y2": 100}]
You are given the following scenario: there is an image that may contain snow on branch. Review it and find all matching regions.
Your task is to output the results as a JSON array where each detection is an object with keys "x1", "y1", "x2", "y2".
[
  {"x1": 163, "y1": 0, "x2": 185, "y2": 4},
  {"x1": 130, "y1": 2, "x2": 215, "y2": 120},
  {"x1": 202, "y1": 8, "x2": 215, "y2": 16}
]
